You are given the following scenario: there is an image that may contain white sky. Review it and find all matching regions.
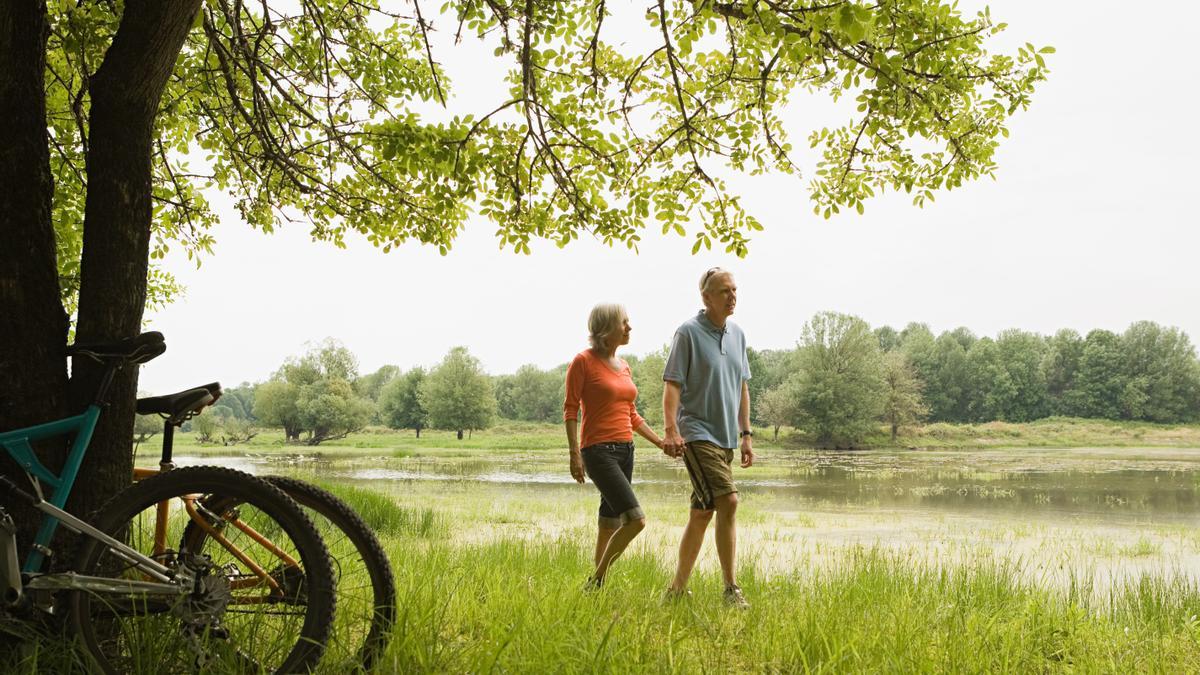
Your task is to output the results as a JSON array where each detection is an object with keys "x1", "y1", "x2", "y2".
[{"x1": 139, "y1": 1, "x2": 1200, "y2": 395}]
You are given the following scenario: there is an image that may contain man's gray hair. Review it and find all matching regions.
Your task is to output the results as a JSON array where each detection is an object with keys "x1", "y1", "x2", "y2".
[
  {"x1": 699, "y1": 266, "x2": 732, "y2": 292},
  {"x1": 588, "y1": 303, "x2": 627, "y2": 351}
]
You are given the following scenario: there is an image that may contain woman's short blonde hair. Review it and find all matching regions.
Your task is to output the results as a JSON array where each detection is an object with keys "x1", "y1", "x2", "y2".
[{"x1": 588, "y1": 303, "x2": 627, "y2": 351}]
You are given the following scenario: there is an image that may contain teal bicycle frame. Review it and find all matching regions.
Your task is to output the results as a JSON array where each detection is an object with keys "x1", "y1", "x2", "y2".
[{"x1": 0, "y1": 405, "x2": 103, "y2": 573}]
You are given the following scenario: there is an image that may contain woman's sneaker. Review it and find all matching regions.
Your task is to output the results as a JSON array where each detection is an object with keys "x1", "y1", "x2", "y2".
[{"x1": 723, "y1": 584, "x2": 750, "y2": 609}]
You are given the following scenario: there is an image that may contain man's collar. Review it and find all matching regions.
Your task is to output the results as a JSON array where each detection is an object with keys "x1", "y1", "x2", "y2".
[{"x1": 697, "y1": 310, "x2": 727, "y2": 332}]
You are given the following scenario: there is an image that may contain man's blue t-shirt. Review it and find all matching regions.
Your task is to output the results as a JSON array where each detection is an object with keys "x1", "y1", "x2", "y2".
[{"x1": 662, "y1": 310, "x2": 751, "y2": 449}]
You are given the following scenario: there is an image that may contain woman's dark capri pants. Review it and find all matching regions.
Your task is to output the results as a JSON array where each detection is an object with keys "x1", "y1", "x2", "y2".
[{"x1": 581, "y1": 441, "x2": 644, "y2": 529}]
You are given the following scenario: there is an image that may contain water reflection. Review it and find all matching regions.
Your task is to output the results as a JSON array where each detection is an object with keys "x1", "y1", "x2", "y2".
[{"x1": 175, "y1": 449, "x2": 1200, "y2": 524}]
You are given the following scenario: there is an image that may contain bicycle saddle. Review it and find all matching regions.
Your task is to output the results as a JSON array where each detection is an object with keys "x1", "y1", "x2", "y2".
[
  {"x1": 137, "y1": 382, "x2": 222, "y2": 421},
  {"x1": 66, "y1": 331, "x2": 166, "y2": 364}
]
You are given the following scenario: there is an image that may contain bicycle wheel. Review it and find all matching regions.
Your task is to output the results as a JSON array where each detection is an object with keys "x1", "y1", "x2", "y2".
[
  {"x1": 193, "y1": 476, "x2": 396, "y2": 672},
  {"x1": 69, "y1": 466, "x2": 336, "y2": 674}
]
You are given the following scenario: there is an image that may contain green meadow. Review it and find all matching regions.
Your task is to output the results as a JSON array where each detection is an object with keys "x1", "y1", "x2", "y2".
[
  {"x1": 12, "y1": 420, "x2": 1200, "y2": 672},
  {"x1": 180, "y1": 419, "x2": 1200, "y2": 673}
]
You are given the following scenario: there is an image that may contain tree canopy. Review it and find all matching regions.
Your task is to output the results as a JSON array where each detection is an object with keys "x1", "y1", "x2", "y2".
[
  {"x1": 254, "y1": 340, "x2": 375, "y2": 444},
  {"x1": 420, "y1": 347, "x2": 497, "y2": 438},
  {"x1": 39, "y1": 0, "x2": 1052, "y2": 313}
]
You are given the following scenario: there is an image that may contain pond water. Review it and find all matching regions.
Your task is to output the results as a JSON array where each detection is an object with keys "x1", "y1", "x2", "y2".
[{"x1": 175, "y1": 448, "x2": 1200, "y2": 525}]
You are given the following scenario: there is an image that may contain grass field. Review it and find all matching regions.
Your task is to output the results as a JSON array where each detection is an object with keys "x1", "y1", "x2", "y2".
[{"x1": 10, "y1": 419, "x2": 1200, "y2": 672}]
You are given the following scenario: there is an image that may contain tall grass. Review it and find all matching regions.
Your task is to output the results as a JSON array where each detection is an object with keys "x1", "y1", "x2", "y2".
[
  {"x1": 319, "y1": 481, "x2": 449, "y2": 538},
  {"x1": 9, "y1": 535, "x2": 1200, "y2": 673},
  {"x1": 372, "y1": 540, "x2": 1200, "y2": 673}
]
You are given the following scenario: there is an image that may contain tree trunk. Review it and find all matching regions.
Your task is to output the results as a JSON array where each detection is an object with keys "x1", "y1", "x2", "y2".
[
  {"x1": 66, "y1": 0, "x2": 202, "y2": 535},
  {"x1": 415, "y1": 425, "x2": 421, "y2": 439},
  {"x1": 0, "y1": 0, "x2": 68, "y2": 559},
  {"x1": 891, "y1": 421, "x2": 898, "y2": 442},
  {"x1": 456, "y1": 429, "x2": 463, "y2": 440},
  {"x1": 772, "y1": 424, "x2": 779, "y2": 441}
]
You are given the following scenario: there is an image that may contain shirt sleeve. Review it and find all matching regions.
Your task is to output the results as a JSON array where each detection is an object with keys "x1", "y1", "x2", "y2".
[
  {"x1": 563, "y1": 353, "x2": 586, "y2": 422},
  {"x1": 662, "y1": 330, "x2": 690, "y2": 384}
]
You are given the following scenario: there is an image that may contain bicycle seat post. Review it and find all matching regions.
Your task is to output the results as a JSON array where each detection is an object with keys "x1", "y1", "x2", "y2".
[{"x1": 160, "y1": 419, "x2": 176, "y2": 473}]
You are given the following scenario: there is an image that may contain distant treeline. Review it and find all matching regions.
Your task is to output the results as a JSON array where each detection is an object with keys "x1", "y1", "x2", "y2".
[{"x1": 187, "y1": 317, "x2": 1200, "y2": 447}]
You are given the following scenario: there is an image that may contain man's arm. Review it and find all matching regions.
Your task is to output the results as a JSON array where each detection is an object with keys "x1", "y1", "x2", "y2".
[
  {"x1": 662, "y1": 380, "x2": 684, "y2": 457},
  {"x1": 739, "y1": 381, "x2": 754, "y2": 468}
]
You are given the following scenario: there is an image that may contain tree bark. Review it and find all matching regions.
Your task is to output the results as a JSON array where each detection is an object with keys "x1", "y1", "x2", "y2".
[
  {"x1": 0, "y1": 0, "x2": 69, "y2": 556},
  {"x1": 66, "y1": 0, "x2": 202, "y2": 532}
]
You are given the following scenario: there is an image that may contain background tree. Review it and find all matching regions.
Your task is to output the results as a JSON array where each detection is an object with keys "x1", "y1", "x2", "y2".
[
  {"x1": 132, "y1": 412, "x2": 160, "y2": 454},
  {"x1": 213, "y1": 384, "x2": 255, "y2": 421},
  {"x1": 900, "y1": 322, "x2": 938, "y2": 393},
  {"x1": 355, "y1": 365, "x2": 402, "y2": 410},
  {"x1": 874, "y1": 326, "x2": 902, "y2": 353},
  {"x1": 379, "y1": 367, "x2": 429, "y2": 437},
  {"x1": 964, "y1": 338, "x2": 1012, "y2": 422},
  {"x1": 881, "y1": 351, "x2": 929, "y2": 441},
  {"x1": 1042, "y1": 329, "x2": 1083, "y2": 416},
  {"x1": 925, "y1": 331, "x2": 972, "y2": 422},
  {"x1": 747, "y1": 347, "x2": 794, "y2": 425},
  {"x1": 495, "y1": 364, "x2": 563, "y2": 423},
  {"x1": 295, "y1": 378, "x2": 375, "y2": 445},
  {"x1": 1119, "y1": 322, "x2": 1200, "y2": 422},
  {"x1": 1062, "y1": 329, "x2": 1125, "y2": 419},
  {"x1": 793, "y1": 312, "x2": 885, "y2": 447},
  {"x1": 253, "y1": 380, "x2": 303, "y2": 442},
  {"x1": 756, "y1": 383, "x2": 800, "y2": 441},
  {"x1": 629, "y1": 347, "x2": 670, "y2": 427},
  {"x1": 420, "y1": 347, "x2": 497, "y2": 440},
  {"x1": 255, "y1": 340, "x2": 374, "y2": 444},
  {"x1": 217, "y1": 417, "x2": 258, "y2": 446},
  {"x1": 993, "y1": 329, "x2": 1049, "y2": 422},
  {"x1": 192, "y1": 410, "x2": 219, "y2": 444}
]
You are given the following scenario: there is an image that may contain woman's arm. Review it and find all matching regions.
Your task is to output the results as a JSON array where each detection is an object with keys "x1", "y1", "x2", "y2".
[
  {"x1": 566, "y1": 418, "x2": 584, "y2": 483},
  {"x1": 564, "y1": 355, "x2": 586, "y2": 483},
  {"x1": 634, "y1": 420, "x2": 666, "y2": 452}
]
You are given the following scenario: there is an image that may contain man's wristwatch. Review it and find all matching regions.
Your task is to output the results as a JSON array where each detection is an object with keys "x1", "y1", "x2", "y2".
[{"x1": 740, "y1": 430, "x2": 753, "y2": 438}]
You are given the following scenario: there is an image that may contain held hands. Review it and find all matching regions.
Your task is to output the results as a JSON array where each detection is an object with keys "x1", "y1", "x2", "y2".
[
  {"x1": 662, "y1": 427, "x2": 685, "y2": 458},
  {"x1": 740, "y1": 435, "x2": 755, "y2": 468},
  {"x1": 569, "y1": 450, "x2": 585, "y2": 484}
]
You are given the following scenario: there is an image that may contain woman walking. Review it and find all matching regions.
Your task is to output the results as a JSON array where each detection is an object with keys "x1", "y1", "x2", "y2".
[{"x1": 564, "y1": 304, "x2": 665, "y2": 588}]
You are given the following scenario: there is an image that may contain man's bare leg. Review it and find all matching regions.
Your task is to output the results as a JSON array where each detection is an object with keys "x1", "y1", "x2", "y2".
[
  {"x1": 669, "y1": 508, "x2": 714, "y2": 591},
  {"x1": 714, "y1": 493, "x2": 739, "y2": 588}
]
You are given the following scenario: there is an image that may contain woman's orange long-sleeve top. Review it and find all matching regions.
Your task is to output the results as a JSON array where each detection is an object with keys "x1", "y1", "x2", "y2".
[{"x1": 563, "y1": 350, "x2": 646, "y2": 449}]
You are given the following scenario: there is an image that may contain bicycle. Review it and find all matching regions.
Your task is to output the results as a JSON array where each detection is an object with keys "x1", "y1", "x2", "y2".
[
  {"x1": 136, "y1": 382, "x2": 397, "y2": 672},
  {"x1": 0, "y1": 332, "x2": 336, "y2": 673}
]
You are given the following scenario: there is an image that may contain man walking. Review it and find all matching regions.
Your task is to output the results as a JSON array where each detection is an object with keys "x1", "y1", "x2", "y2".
[{"x1": 662, "y1": 267, "x2": 754, "y2": 608}]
